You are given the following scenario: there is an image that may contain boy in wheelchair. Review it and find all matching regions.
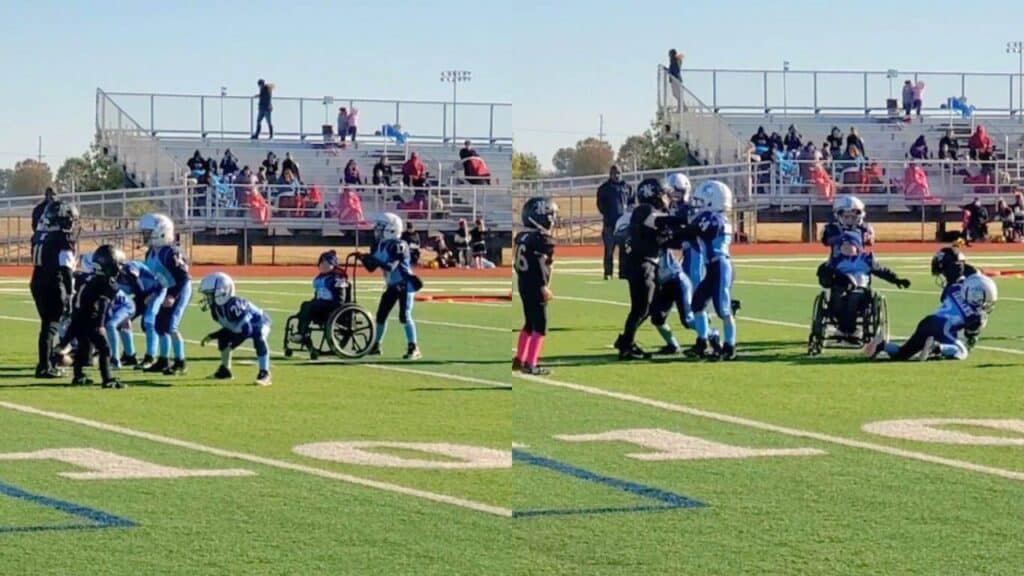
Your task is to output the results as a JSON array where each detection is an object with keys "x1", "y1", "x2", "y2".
[
  {"x1": 816, "y1": 232, "x2": 910, "y2": 336},
  {"x1": 822, "y1": 195, "x2": 873, "y2": 258},
  {"x1": 289, "y1": 250, "x2": 349, "y2": 346}
]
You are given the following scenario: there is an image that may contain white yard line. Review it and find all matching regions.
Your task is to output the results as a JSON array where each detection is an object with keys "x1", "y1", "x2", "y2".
[
  {"x1": 515, "y1": 373, "x2": 1024, "y2": 483},
  {"x1": 0, "y1": 400, "x2": 511, "y2": 517}
]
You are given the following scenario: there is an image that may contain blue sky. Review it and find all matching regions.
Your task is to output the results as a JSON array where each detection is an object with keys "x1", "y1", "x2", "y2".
[{"x1": 1, "y1": 0, "x2": 1022, "y2": 171}]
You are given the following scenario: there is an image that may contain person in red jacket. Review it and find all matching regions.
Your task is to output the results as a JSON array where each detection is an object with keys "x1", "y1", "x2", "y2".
[
  {"x1": 969, "y1": 125, "x2": 993, "y2": 162},
  {"x1": 462, "y1": 155, "x2": 491, "y2": 185},
  {"x1": 402, "y1": 152, "x2": 426, "y2": 187}
]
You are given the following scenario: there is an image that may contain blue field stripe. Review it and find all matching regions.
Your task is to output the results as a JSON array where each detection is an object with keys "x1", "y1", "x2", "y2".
[
  {"x1": 513, "y1": 449, "x2": 705, "y2": 518},
  {"x1": 0, "y1": 478, "x2": 135, "y2": 534}
]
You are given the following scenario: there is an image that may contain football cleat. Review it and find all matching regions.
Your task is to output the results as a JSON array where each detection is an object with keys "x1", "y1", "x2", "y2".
[
  {"x1": 684, "y1": 338, "x2": 709, "y2": 359},
  {"x1": 120, "y1": 354, "x2": 139, "y2": 367},
  {"x1": 367, "y1": 343, "x2": 382, "y2": 356},
  {"x1": 403, "y1": 344, "x2": 422, "y2": 360},
  {"x1": 618, "y1": 344, "x2": 651, "y2": 361},
  {"x1": 102, "y1": 378, "x2": 125, "y2": 390},
  {"x1": 512, "y1": 357, "x2": 523, "y2": 371},
  {"x1": 521, "y1": 364, "x2": 550, "y2": 376},
  {"x1": 212, "y1": 366, "x2": 233, "y2": 380},
  {"x1": 135, "y1": 355, "x2": 155, "y2": 370},
  {"x1": 71, "y1": 375, "x2": 94, "y2": 386},
  {"x1": 36, "y1": 367, "x2": 62, "y2": 379},
  {"x1": 717, "y1": 344, "x2": 738, "y2": 362},
  {"x1": 142, "y1": 357, "x2": 168, "y2": 373},
  {"x1": 255, "y1": 370, "x2": 272, "y2": 386},
  {"x1": 163, "y1": 360, "x2": 187, "y2": 376}
]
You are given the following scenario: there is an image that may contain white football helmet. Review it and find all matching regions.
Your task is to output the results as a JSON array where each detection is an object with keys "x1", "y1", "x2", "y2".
[
  {"x1": 374, "y1": 212, "x2": 404, "y2": 242},
  {"x1": 667, "y1": 173, "x2": 692, "y2": 202},
  {"x1": 833, "y1": 195, "x2": 865, "y2": 228},
  {"x1": 963, "y1": 273, "x2": 998, "y2": 313},
  {"x1": 199, "y1": 272, "x2": 235, "y2": 310},
  {"x1": 139, "y1": 213, "x2": 175, "y2": 247},
  {"x1": 691, "y1": 180, "x2": 733, "y2": 213}
]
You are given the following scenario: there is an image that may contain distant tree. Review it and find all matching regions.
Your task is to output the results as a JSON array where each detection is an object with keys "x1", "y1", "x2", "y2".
[
  {"x1": 616, "y1": 125, "x2": 690, "y2": 172},
  {"x1": 551, "y1": 147, "x2": 575, "y2": 176},
  {"x1": 512, "y1": 151, "x2": 542, "y2": 181},
  {"x1": 616, "y1": 135, "x2": 650, "y2": 172},
  {"x1": 56, "y1": 143, "x2": 124, "y2": 192},
  {"x1": 9, "y1": 159, "x2": 53, "y2": 196}
]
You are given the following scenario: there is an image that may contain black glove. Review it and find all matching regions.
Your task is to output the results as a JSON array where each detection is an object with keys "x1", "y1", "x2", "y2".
[
  {"x1": 896, "y1": 278, "x2": 911, "y2": 289},
  {"x1": 361, "y1": 255, "x2": 381, "y2": 272},
  {"x1": 965, "y1": 331, "x2": 979, "y2": 349}
]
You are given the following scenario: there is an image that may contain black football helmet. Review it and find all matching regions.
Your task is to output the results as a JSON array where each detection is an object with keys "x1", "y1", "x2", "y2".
[
  {"x1": 42, "y1": 201, "x2": 80, "y2": 233},
  {"x1": 92, "y1": 244, "x2": 127, "y2": 278},
  {"x1": 522, "y1": 197, "x2": 559, "y2": 232},
  {"x1": 931, "y1": 247, "x2": 966, "y2": 286},
  {"x1": 636, "y1": 178, "x2": 668, "y2": 210}
]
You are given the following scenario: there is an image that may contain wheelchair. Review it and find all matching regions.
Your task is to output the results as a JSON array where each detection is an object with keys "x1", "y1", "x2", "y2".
[
  {"x1": 807, "y1": 278, "x2": 889, "y2": 356},
  {"x1": 282, "y1": 253, "x2": 377, "y2": 360}
]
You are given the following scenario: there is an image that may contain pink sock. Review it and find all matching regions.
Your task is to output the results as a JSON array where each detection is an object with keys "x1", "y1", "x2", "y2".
[
  {"x1": 515, "y1": 329, "x2": 530, "y2": 361},
  {"x1": 526, "y1": 333, "x2": 545, "y2": 367}
]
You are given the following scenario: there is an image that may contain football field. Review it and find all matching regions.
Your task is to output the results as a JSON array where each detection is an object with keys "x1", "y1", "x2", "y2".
[
  {"x1": 513, "y1": 249, "x2": 1024, "y2": 574},
  {"x1": 0, "y1": 273, "x2": 513, "y2": 575}
]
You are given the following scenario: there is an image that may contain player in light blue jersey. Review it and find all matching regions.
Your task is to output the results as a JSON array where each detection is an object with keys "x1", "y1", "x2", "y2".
[
  {"x1": 360, "y1": 212, "x2": 423, "y2": 360},
  {"x1": 198, "y1": 272, "x2": 272, "y2": 386},
  {"x1": 109, "y1": 260, "x2": 164, "y2": 368},
  {"x1": 138, "y1": 214, "x2": 192, "y2": 375}
]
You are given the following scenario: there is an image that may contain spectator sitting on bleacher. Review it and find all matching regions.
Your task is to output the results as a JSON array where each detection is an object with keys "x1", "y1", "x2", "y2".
[
  {"x1": 846, "y1": 127, "x2": 865, "y2": 156},
  {"x1": 820, "y1": 139, "x2": 833, "y2": 166},
  {"x1": 236, "y1": 166, "x2": 255, "y2": 207},
  {"x1": 335, "y1": 186, "x2": 364, "y2": 223},
  {"x1": 909, "y1": 135, "x2": 929, "y2": 160},
  {"x1": 750, "y1": 127, "x2": 770, "y2": 157},
  {"x1": 275, "y1": 169, "x2": 300, "y2": 204},
  {"x1": 403, "y1": 152, "x2": 427, "y2": 187},
  {"x1": 784, "y1": 125, "x2": 803, "y2": 152},
  {"x1": 187, "y1": 150, "x2": 205, "y2": 172},
  {"x1": 372, "y1": 157, "x2": 393, "y2": 186},
  {"x1": 462, "y1": 154, "x2": 492, "y2": 185},
  {"x1": 220, "y1": 149, "x2": 239, "y2": 178},
  {"x1": 337, "y1": 107, "x2": 349, "y2": 143},
  {"x1": 969, "y1": 125, "x2": 993, "y2": 162},
  {"x1": 460, "y1": 140, "x2": 477, "y2": 160},
  {"x1": 825, "y1": 127, "x2": 842, "y2": 155},
  {"x1": 768, "y1": 132, "x2": 784, "y2": 156},
  {"x1": 262, "y1": 152, "x2": 279, "y2": 181},
  {"x1": 834, "y1": 143, "x2": 866, "y2": 173},
  {"x1": 343, "y1": 160, "x2": 362, "y2": 185},
  {"x1": 939, "y1": 129, "x2": 960, "y2": 160},
  {"x1": 282, "y1": 152, "x2": 301, "y2": 183},
  {"x1": 901, "y1": 81, "x2": 914, "y2": 116},
  {"x1": 797, "y1": 142, "x2": 821, "y2": 181}
]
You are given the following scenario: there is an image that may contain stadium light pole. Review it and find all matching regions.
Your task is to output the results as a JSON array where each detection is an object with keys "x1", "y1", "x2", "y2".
[
  {"x1": 782, "y1": 61, "x2": 790, "y2": 117},
  {"x1": 1008, "y1": 41, "x2": 1023, "y2": 121},
  {"x1": 441, "y1": 70, "x2": 472, "y2": 146},
  {"x1": 220, "y1": 86, "x2": 227, "y2": 141}
]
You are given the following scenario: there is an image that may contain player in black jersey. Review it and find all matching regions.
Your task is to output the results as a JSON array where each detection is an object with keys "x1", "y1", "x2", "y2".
[
  {"x1": 614, "y1": 178, "x2": 690, "y2": 360},
  {"x1": 513, "y1": 197, "x2": 558, "y2": 375},
  {"x1": 65, "y1": 245, "x2": 127, "y2": 388},
  {"x1": 30, "y1": 201, "x2": 78, "y2": 378}
]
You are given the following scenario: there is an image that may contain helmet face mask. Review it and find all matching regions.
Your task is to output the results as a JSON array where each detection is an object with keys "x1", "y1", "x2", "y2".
[
  {"x1": 199, "y1": 272, "x2": 235, "y2": 311},
  {"x1": 692, "y1": 180, "x2": 733, "y2": 214},
  {"x1": 522, "y1": 197, "x2": 558, "y2": 233},
  {"x1": 667, "y1": 173, "x2": 692, "y2": 204},
  {"x1": 91, "y1": 245, "x2": 126, "y2": 278},
  {"x1": 931, "y1": 247, "x2": 965, "y2": 286},
  {"x1": 834, "y1": 195, "x2": 865, "y2": 228},
  {"x1": 637, "y1": 178, "x2": 668, "y2": 210},
  {"x1": 374, "y1": 212, "x2": 403, "y2": 242},
  {"x1": 139, "y1": 213, "x2": 175, "y2": 248},
  {"x1": 963, "y1": 274, "x2": 998, "y2": 313}
]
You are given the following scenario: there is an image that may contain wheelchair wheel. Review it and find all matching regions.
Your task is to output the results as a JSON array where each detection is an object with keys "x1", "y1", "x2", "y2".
[
  {"x1": 282, "y1": 315, "x2": 299, "y2": 357},
  {"x1": 326, "y1": 304, "x2": 377, "y2": 359},
  {"x1": 807, "y1": 292, "x2": 826, "y2": 356},
  {"x1": 872, "y1": 293, "x2": 889, "y2": 342}
]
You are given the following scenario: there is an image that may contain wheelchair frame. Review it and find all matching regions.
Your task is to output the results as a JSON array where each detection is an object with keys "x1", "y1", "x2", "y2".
[
  {"x1": 807, "y1": 286, "x2": 888, "y2": 356},
  {"x1": 282, "y1": 253, "x2": 377, "y2": 360}
]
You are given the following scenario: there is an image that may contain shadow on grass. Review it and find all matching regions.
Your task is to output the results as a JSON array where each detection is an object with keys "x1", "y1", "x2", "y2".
[
  {"x1": 411, "y1": 386, "x2": 512, "y2": 392},
  {"x1": 287, "y1": 358, "x2": 507, "y2": 368}
]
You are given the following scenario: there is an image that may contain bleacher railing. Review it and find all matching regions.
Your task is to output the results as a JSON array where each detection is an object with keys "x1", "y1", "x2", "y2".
[
  {"x1": 97, "y1": 89, "x2": 512, "y2": 147},
  {"x1": 667, "y1": 67, "x2": 1024, "y2": 117},
  {"x1": 97, "y1": 90, "x2": 184, "y2": 187}
]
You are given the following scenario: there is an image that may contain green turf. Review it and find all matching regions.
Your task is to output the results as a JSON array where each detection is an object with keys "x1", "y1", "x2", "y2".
[
  {"x1": 512, "y1": 252, "x2": 1024, "y2": 575},
  {"x1": 0, "y1": 275, "x2": 512, "y2": 575}
]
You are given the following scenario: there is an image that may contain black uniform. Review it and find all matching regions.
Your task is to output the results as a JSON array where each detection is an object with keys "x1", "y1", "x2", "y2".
[
  {"x1": 30, "y1": 231, "x2": 75, "y2": 374},
  {"x1": 619, "y1": 205, "x2": 687, "y2": 350},
  {"x1": 66, "y1": 274, "x2": 118, "y2": 382},
  {"x1": 515, "y1": 230, "x2": 555, "y2": 335}
]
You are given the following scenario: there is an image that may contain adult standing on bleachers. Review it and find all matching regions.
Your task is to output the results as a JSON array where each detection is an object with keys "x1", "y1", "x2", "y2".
[
  {"x1": 783, "y1": 125, "x2": 803, "y2": 153},
  {"x1": 346, "y1": 107, "x2": 359, "y2": 143},
  {"x1": 252, "y1": 79, "x2": 274, "y2": 140},
  {"x1": 220, "y1": 149, "x2": 239, "y2": 178},
  {"x1": 596, "y1": 165, "x2": 634, "y2": 281},
  {"x1": 282, "y1": 152, "x2": 301, "y2": 183},
  {"x1": 667, "y1": 49, "x2": 683, "y2": 111},
  {"x1": 187, "y1": 150, "x2": 205, "y2": 173},
  {"x1": 901, "y1": 81, "x2": 914, "y2": 117},
  {"x1": 939, "y1": 129, "x2": 959, "y2": 160},
  {"x1": 911, "y1": 81, "x2": 926, "y2": 117},
  {"x1": 337, "y1": 107, "x2": 349, "y2": 143},
  {"x1": 846, "y1": 127, "x2": 865, "y2": 157}
]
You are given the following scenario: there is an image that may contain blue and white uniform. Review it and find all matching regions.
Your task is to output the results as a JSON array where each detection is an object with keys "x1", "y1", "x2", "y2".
[
  {"x1": 676, "y1": 201, "x2": 704, "y2": 289},
  {"x1": 113, "y1": 261, "x2": 165, "y2": 360},
  {"x1": 367, "y1": 239, "x2": 419, "y2": 346},
  {"x1": 210, "y1": 297, "x2": 272, "y2": 372},
  {"x1": 690, "y1": 211, "x2": 736, "y2": 347},
  {"x1": 144, "y1": 245, "x2": 192, "y2": 362},
  {"x1": 879, "y1": 279, "x2": 986, "y2": 360}
]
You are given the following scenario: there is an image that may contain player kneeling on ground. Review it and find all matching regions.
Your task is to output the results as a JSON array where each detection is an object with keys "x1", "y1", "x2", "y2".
[
  {"x1": 361, "y1": 213, "x2": 423, "y2": 360},
  {"x1": 198, "y1": 273, "x2": 272, "y2": 386},
  {"x1": 67, "y1": 245, "x2": 127, "y2": 388},
  {"x1": 864, "y1": 266, "x2": 997, "y2": 361},
  {"x1": 514, "y1": 197, "x2": 558, "y2": 375},
  {"x1": 290, "y1": 250, "x2": 348, "y2": 346},
  {"x1": 816, "y1": 232, "x2": 911, "y2": 336}
]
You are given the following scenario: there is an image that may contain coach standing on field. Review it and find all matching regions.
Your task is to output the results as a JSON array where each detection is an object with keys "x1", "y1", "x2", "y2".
[{"x1": 596, "y1": 165, "x2": 633, "y2": 280}]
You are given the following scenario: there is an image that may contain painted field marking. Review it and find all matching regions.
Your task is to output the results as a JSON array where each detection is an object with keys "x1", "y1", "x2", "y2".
[
  {"x1": 515, "y1": 373, "x2": 1024, "y2": 483},
  {"x1": 0, "y1": 478, "x2": 136, "y2": 534},
  {"x1": 512, "y1": 449, "x2": 705, "y2": 518},
  {"x1": 0, "y1": 400, "x2": 511, "y2": 517},
  {"x1": 0, "y1": 448, "x2": 253, "y2": 480}
]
